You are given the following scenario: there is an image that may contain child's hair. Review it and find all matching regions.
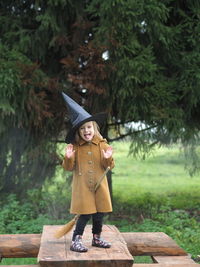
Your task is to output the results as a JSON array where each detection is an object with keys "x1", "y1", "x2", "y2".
[{"x1": 74, "y1": 121, "x2": 103, "y2": 143}]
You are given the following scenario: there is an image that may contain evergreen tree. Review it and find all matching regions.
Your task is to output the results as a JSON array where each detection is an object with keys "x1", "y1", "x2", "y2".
[
  {"x1": 87, "y1": 0, "x2": 200, "y2": 172},
  {"x1": 0, "y1": 44, "x2": 64, "y2": 196}
]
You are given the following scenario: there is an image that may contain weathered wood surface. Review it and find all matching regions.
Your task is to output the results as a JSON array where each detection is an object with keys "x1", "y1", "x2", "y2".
[
  {"x1": 38, "y1": 225, "x2": 134, "y2": 267},
  {"x1": 0, "y1": 230, "x2": 187, "y2": 258},
  {"x1": 133, "y1": 264, "x2": 198, "y2": 267},
  {"x1": 0, "y1": 263, "x2": 198, "y2": 267},
  {"x1": 0, "y1": 234, "x2": 41, "y2": 258},
  {"x1": 152, "y1": 255, "x2": 197, "y2": 264},
  {"x1": 134, "y1": 254, "x2": 198, "y2": 266},
  {"x1": 123, "y1": 232, "x2": 187, "y2": 256}
]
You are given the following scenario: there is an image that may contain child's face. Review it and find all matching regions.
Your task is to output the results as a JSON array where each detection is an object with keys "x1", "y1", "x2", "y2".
[{"x1": 79, "y1": 121, "x2": 95, "y2": 142}]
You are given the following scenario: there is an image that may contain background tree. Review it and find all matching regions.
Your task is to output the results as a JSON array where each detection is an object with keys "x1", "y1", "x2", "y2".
[
  {"x1": 62, "y1": 0, "x2": 200, "y2": 171},
  {"x1": 1, "y1": 0, "x2": 200, "y2": 198},
  {"x1": 0, "y1": 44, "x2": 63, "y2": 196}
]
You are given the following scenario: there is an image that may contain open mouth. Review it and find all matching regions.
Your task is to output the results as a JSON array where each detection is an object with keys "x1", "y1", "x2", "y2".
[
  {"x1": 84, "y1": 133, "x2": 92, "y2": 140},
  {"x1": 84, "y1": 133, "x2": 91, "y2": 138}
]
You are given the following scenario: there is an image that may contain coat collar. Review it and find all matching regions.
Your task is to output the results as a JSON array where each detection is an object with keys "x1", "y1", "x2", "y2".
[{"x1": 79, "y1": 135, "x2": 101, "y2": 146}]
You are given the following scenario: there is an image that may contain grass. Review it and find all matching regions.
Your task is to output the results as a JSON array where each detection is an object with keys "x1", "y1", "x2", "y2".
[
  {"x1": 112, "y1": 141, "x2": 200, "y2": 210},
  {"x1": 0, "y1": 258, "x2": 37, "y2": 265}
]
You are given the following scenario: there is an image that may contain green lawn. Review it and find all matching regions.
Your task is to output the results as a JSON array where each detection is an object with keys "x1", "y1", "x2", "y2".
[{"x1": 112, "y1": 141, "x2": 200, "y2": 210}]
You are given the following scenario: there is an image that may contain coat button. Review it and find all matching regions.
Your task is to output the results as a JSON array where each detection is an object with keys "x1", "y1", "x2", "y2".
[{"x1": 87, "y1": 151, "x2": 92, "y2": 155}]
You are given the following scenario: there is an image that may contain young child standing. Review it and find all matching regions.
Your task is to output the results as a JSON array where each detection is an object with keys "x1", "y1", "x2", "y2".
[{"x1": 61, "y1": 93, "x2": 114, "y2": 253}]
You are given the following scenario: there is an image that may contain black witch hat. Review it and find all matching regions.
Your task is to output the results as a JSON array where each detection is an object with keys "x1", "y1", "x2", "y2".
[{"x1": 62, "y1": 92, "x2": 106, "y2": 143}]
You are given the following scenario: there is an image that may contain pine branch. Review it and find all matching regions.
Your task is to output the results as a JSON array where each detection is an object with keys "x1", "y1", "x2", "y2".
[
  {"x1": 108, "y1": 120, "x2": 137, "y2": 127},
  {"x1": 108, "y1": 124, "x2": 158, "y2": 142}
]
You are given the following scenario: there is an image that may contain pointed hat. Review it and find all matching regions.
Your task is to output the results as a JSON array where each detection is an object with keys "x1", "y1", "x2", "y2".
[{"x1": 62, "y1": 92, "x2": 106, "y2": 143}]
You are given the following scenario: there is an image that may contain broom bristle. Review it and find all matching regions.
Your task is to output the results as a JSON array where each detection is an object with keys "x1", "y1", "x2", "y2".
[
  {"x1": 54, "y1": 219, "x2": 76, "y2": 239},
  {"x1": 54, "y1": 215, "x2": 79, "y2": 239}
]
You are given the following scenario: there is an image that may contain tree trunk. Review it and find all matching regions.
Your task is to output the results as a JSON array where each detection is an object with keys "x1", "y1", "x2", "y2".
[
  {"x1": 102, "y1": 123, "x2": 113, "y2": 201},
  {"x1": 107, "y1": 169, "x2": 113, "y2": 203}
]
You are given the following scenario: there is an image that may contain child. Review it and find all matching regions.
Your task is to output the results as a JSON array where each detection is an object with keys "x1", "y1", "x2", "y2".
[{"x1": 61, "y1": 93, "x2": 114, "y2": 253}]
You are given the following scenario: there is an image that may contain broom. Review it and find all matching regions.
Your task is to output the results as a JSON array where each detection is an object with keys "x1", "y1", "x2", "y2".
[{"x1": 54, "y1": 166, "x2": 110, "y2": 239}]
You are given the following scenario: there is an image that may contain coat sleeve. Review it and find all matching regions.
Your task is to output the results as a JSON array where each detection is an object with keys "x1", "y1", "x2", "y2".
[{"x1": 100, "y1": 140, "x2": 115, "y2": 170}]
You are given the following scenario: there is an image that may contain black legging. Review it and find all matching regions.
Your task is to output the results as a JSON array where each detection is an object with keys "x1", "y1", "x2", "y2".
[{"x1": 72, "y1": 212, "x2": 104, "y2": 240}]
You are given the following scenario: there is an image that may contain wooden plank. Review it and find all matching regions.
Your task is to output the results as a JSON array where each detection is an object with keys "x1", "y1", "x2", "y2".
[
  {"x1": 0, "y1": 231, "x2": 188, "y2": 258},
  {"x1": 37, "y1": 226, "x2": 66, "y2": 263},
  {"x1": 152, "y1": 255, "x2": 197, "y2": 264},
  {"x1": 0, "y1": 234, "x2": 41, "y2": 258},
  {"x1": 122, "y1": 232, "x2": 187, "y2": 256},
  {"x1": 38, "y1": 225, "x2": 133, "y2": 267},
  {"x1": 133, "y1": 264, "x2": 198, "y2": 267},
  {"x1": 0, "y1": 265, "x2": 198, "y2": 267}
]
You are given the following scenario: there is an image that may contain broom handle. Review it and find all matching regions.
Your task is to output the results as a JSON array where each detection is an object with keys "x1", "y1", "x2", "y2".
[{"x1": 94, "y1": 166, "x2": 110, "y2": 192}]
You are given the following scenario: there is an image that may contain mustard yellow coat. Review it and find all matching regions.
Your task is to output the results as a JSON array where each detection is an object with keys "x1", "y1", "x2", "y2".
[{"x1": 62, "y1": 135, "x2": 114, "y2": 215}]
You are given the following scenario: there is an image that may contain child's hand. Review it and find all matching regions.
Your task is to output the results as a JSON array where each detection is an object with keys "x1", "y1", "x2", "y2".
[
  {"x1": 102, "y1": 146, "x2": 113, "y2": 159},
  {"x1": 65, "y1": 144, "x2": 75, "y2": 158}
]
